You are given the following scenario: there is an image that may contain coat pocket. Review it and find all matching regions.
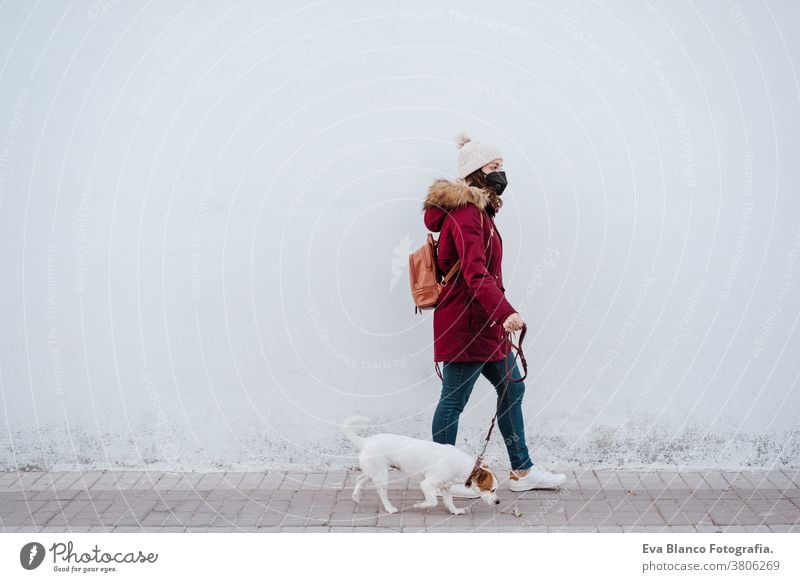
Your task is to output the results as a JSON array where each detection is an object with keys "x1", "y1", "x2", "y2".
[{"x1": 467, "y1": 296, "x2": 490, "y2": 331}]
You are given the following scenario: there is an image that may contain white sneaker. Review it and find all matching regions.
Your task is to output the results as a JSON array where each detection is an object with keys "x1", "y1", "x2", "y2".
[
  {"x1": 436, "y1": 484, "x2": 480, "y2": 498},
  {"x1": 508, "y1": 467, "x2": 566, "y2": 491}
]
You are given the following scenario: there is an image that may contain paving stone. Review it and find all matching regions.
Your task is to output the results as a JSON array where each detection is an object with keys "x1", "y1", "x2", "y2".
[
  {"x1": 767, "y1": 524, "x2": 798, "y2": 532},
  {"x1": 624, "y1": 525, "x2": 670, "y2": 532}
]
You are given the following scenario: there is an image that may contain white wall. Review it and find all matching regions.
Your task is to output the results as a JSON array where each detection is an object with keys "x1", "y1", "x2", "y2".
[{"x1": 1, "y1": 0, "x2": 798, "y2": 471}]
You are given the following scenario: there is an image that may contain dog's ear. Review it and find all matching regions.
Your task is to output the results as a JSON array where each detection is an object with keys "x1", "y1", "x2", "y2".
[{"x1": 476, "y1": 468, "x2": 493, "y2": 491}]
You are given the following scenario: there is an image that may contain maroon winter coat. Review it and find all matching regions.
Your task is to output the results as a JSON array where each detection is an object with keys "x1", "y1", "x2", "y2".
[{"x1": 422, "y1": 178, "x2": 518, "y2": 362}]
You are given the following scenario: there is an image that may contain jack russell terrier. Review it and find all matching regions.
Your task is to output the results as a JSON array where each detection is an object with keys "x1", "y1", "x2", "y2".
[{"x1": 342, "y1": 415, "x2": 500, "y2": 514}]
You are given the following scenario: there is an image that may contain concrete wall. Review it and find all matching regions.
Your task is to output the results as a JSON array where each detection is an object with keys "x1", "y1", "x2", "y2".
[{"x1": 1, "y1": 0, "x2": 799, "y2": 471}]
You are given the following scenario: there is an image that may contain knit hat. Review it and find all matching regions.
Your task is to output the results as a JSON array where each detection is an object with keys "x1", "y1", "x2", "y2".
[{"x1": 455, "y1": 133, "x2": 503, "y2": 179}]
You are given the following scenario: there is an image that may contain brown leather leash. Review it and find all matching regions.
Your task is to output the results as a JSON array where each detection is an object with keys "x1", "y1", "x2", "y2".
[{"x1": 464, "y1": 323, "x2": 527, "y2": 487}]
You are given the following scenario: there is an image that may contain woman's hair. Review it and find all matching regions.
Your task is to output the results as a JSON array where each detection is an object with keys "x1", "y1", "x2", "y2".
[
  {"x1": 464, "y1": 167, "x2": 502, "y2": 217},
  {"x1": 464, "y1": 167, "x2": 489, "y2": 189}
]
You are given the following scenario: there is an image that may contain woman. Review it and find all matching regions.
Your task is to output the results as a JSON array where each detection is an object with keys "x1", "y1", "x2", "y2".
[{"x1": 421, "y1": 134, "x2": 566, "y2": 496}]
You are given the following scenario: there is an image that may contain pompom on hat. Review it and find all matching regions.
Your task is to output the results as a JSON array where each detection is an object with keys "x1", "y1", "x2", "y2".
[{"x1": 455, "y1": 132, "x2": 503, "y2": 179}]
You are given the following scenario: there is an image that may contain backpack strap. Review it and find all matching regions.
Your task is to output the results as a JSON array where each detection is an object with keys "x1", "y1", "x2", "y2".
[{"x1": 440, "y1": 260, "x2": 461, "y2": 286}]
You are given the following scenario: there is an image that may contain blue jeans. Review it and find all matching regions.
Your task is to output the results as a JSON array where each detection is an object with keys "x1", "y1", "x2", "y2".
[{"x1": 432, "y1": 351, "x2": 534, "y2": 471}]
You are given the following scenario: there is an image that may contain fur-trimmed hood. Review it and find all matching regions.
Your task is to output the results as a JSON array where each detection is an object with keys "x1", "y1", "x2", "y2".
[{"x1": 422, "y1": 178, "x2": 491, "y2": 232}]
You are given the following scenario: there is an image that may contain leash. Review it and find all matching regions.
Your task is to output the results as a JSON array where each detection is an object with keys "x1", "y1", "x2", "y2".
[{"x1": 465, "y1": 323, "x2": 527, "y2": 487}]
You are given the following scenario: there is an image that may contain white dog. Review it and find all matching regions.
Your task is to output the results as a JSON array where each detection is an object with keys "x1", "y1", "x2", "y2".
[{"x1": 342, "y1": 415, "x2": 500, "y2": 514}]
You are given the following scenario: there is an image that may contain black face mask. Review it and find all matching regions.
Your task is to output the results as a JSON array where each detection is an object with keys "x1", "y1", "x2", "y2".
[{"x1": 484, "y1": 171, "x2": 507, "y2": 195}]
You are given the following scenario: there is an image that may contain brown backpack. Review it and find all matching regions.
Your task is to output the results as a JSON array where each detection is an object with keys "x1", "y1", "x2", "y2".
[{"x1": 409, "y1": 209, "x2": 486, "y2": 313}]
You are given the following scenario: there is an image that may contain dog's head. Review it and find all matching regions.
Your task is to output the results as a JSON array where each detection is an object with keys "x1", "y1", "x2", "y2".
[{"x1": 467, "y1": 462, "x2": 500, "y2": 505}]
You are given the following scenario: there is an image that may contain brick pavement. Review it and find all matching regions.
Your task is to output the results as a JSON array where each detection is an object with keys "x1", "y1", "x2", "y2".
[{"x1": 0, "y1": 469, "x2": 798, "y2": 533}]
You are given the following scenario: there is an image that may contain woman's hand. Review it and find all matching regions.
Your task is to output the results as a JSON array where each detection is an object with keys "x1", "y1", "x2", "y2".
[{"x1": 503, "y1": 312, "x2": 525, "y2": 332}]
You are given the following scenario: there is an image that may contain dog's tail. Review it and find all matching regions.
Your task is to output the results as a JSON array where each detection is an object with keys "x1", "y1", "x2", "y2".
[{"x1": 342, "y1": 415, "x2": 370, "y2": 447}]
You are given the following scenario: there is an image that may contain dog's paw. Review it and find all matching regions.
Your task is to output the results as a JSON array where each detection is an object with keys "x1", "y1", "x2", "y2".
[
  {"x1": 450, "y1": 508, "x2": 467, "y2": 515},
  {"x1": 384, "y1": 506, "x2": 399, "y2": 514}
]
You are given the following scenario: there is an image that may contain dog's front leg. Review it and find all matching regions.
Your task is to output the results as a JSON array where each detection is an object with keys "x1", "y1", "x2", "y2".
[
  {"x1": 440, "y1": 486, "x2": 467, "y2": 515},
  {"x1": 412, "y1": 478, "x2": 439, "y2": 510}
]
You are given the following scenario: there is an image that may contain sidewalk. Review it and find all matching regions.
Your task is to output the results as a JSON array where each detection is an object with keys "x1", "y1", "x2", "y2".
[{"x1": 0, "y1": 469, "x2": 798, "y2": 533}]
